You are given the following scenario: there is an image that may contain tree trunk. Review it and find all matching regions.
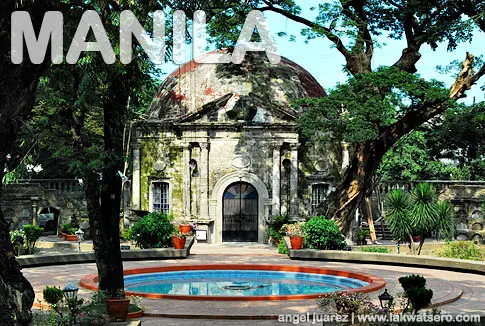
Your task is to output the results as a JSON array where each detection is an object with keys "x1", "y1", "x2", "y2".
[
  {"x1": 86, "y1": 78, "x2": 128, "y2": 297},
  {"x1": 417, "y1": 237, "x2": 425, "y2": 256},
  {"x1": 0, "y1": 182, "x2": 35, "y2": 326},
  {"x1": 332, "y1": 139, "x2": 387, "y2": 233},
  {"x1": 86, "y1": 171, "x2": 124, "y2": 297},
  {"x1": 0, "y1": 85, "x2": 39, "y2": 326},
  {"x1": 332, "y1": 53, "x2": 479, "y2": 235},
  {"x1": 0, "y1": 1, "x2": 60, "y2": 322}
]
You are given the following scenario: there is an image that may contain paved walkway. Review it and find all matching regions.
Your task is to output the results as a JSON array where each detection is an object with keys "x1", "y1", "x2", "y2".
[{"x1": 23, "y1": 241, "x2": 485, "y2": 325}]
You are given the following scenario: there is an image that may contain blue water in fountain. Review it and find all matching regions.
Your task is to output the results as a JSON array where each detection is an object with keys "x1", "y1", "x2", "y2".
[{"x1": 124, "y1": 270, "x2": 368, "y2": 297}]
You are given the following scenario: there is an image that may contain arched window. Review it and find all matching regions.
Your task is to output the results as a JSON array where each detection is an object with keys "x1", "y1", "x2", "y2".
[{"x1": 151, "y1": 182, "x2": 170, "y2": 214}]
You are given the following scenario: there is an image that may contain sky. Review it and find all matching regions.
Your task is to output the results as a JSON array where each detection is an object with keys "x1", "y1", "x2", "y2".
[{"x1": 160, "y1": 1, "x2": 485, "y2": 105}]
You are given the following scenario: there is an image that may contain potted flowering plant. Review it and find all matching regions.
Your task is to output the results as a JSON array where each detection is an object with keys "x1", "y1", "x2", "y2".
[
  {"x1": 171, "y1": 226, "x2": 191, "y2": 249},
  {"x1": 173, "y1": 219, "x2": 193, "y2": 234},
  {"x1": 282, "y1": 222, "x2": 305, "y2": 250}
]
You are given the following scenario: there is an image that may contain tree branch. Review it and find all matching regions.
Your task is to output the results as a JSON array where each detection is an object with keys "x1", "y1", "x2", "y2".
[
  {"x1": 258, "y1": 4, "x2": 350, "y2": 59},
  {"x1": 386, "y1": 52, "x2": 482, "y2": 147},
  {"x1": 392, "y1": 9, "x2": 421, "y2": 73}
]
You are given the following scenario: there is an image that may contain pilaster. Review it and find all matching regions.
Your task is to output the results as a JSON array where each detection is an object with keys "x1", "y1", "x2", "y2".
[
  {"x1": 132, "y1": 142, "x2": 141, "y2": 210},
  {"x1": 272, "y1": 144, "x2": 281, "y2": 216},
  {"x1": 289, "y1": 143, "x2": 299, "y2": 218},
  {"x1": 199, "y1": 142, "x2": 210, "y2": 219},
  {"x1": 182, "y1": 143, "x2": 191, "y2": 218}
]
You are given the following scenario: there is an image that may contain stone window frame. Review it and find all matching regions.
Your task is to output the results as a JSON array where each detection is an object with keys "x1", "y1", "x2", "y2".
[
  {"x1": 149, "y1": 180, "x2": 172, "y2": 215},
  {"x1": 311, "y1": 183, "x2": 330, "y2": 214}
]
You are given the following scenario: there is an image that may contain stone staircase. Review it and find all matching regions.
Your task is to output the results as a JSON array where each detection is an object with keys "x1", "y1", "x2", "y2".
[{"x1": 361, "y1": 221, "x2": 393, "y2": 240}]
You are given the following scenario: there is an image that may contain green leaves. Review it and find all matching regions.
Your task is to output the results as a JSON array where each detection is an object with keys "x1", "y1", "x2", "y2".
[
  {"x1": 302, "y1": 216, "x2": 345, "y2": 250},
  {"x1": 438, "y1": 241, "x2": 485, "y2": 261},
  {"x1": 399, "y1": 275, "x2": 433, "y2": 313},
  {"x1": 297, "y1": 67, "x2": 450, "y2": 143},
  {"x1": 436, "y1": 200, "x2": 455, "y2": 240},
  {"x1": 129, "y1": 213, "x2": 175, "y2": 249},
  {"x1": 410, "y1": 183, "x2": 439, "y2": 236},
  {"x1": 384, "y1": 189, "x2": 413, "y2": 242},
  {"x1": 385, "y1": 183, "x2": 456, "y2": 244}
]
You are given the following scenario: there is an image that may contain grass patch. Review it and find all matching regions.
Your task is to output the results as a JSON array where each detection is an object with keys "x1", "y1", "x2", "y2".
[
  {"x1": 360, "y1": 247, "x2": 391, "y2": 253},
  {"x1": 437, "y1": 241, "x2": 485, "y2": 261}
]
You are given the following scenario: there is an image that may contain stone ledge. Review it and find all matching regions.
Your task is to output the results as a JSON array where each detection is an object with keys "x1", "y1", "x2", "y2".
[
  {"x1": 286, "y1": 244, "x2": 485, "y2": 275},
  {"x1": 108, "y1": 320, "x2": 141, "y2": 326},
  {"x1": 18, "y1": 237, "x2": 194, "y2": 268}
]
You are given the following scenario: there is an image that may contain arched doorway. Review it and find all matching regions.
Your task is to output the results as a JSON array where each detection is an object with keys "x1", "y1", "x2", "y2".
[
  {"x1": 223, "y1": 181, "x2": 259, "y2": 242},
  {"x1": 38, "y1": 207, "x2": 60, "y2": 233}
]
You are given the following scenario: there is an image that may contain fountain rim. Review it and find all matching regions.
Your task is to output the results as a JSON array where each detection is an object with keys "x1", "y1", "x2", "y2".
[{"x1": 80, "y1": 264, "x2": 386, "y2": 301}]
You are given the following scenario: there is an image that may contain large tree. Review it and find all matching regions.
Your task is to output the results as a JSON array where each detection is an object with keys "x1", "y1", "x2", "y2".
[
  {"x1": 0, "y1": 1, "x2": 61, "y2": 323},
  {"x1": 427, "y1": 102, "x2": 485, "y2": 180},
  {"x1": 0, "y1": 1, "x2": 159, "y2": 323},
  {"x1": 190, "y1": 0, "x2": 485, "y2": 232},
  {"x1": 377, "y1": 102, "x2": 485, "y2": 182}
]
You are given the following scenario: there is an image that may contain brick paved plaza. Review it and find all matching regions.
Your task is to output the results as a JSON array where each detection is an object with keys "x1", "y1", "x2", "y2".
[{"x1": 23, "y1": 243, "x2": 485, "y2": 325}]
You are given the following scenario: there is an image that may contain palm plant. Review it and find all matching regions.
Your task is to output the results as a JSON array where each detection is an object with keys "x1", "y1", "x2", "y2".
[
  {"x1": 384, "y1": 189, "x2": 414, "y2": 244},
  {"x1": 410, "y1": 183, "x2": 439, "y2": 254},
  {"x1": 385, "y1": 183, "x2": 455, "y2": 255},
  {"x1": 436, "y1": 200, "x2": 456, "y2": 241}
]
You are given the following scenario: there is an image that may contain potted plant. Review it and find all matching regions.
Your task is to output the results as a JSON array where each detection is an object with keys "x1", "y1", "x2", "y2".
[
  {"x1": 174, "y1": 219, "x2": 193, "y2": 234},
  {"x1": 171, "y1": 227, "x2": 189, "y2": 249},
  {"x1": 269, "y1": 215, "x2": 288, "y2": 246},
  {"x1": 356, "y1": 228, "x2": 370, "y2": 245},
  {"x1": 283, "y1": 222, "x2": 305, "y2": 250},
  {"x1": 61, "y1": 223, "x2": 79, "y2": 241},
  {"x1": 105, "y1": 290, "x2": 130, "y2": 322}
]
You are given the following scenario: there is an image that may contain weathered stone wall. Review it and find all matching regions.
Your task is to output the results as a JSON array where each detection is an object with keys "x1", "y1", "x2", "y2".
[
  {"x1": 0, "y1": 180, "x2": 86, "y2": 231},
  {"x1": 137, "y1": 129, "x2": 184, "y2": 216},
  {"x1": 374, "y1": 181, "x2": 485, "y2": 239}
]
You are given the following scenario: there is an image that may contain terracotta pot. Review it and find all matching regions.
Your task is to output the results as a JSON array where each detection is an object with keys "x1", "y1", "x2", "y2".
[
  {"x1": 61, "y1": 233, "x2": 78, "y2": 241},
  {"x1": 173, "y1": 236, "x2": 187, "y2": 249},
  {"x1": 66, "y1": 234, "x2": 78, "y2": 241},
  {"x1": 127, "y1": 308, "x2": 143, "y2": 319},
  {"x1": 179, "y1": 224, "x2": 192, "y2": 234},
  {"x1": 290, "y1": 236, "x2": 304, "y2": 250},
  {"x1": 105, "y1": 298, "x2": 130, "y2": 322}
]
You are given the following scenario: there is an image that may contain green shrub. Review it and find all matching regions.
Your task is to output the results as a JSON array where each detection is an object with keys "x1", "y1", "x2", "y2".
[
  {"x1": 43, "y1": 286, "x2": 64, "y2": 305},
  {"x1": 10, "y1": 229, "x2": 25, "y2": 256},
  {"x1": 23, "y1": 224, "x2": 44, "y2": 254},
  {"x1": 120, "y1": 228, "x2": 131, "y2": 241},
  {"x1": 405, "y1": 287, "x2": 433, "y2": 312},
  {"x1": 399, "y1": 274, "x2": 433, "y2": 312},
  {"x1": 62, "y1": 223, "x2": 77, "y2": 235},
  {"x1": 398, "y1": 274, "x2": 426, "y2": 291},
  {"x1": 278, "y1": 240, "x2": 288, "y2": 255},
  {"x1": 129, "y1": 212, "x2": 174, "y2": 249},
  {"x1": 269, "y1": 229, "x2": 282, "y2": 242},
  {"x1": 437, "y1": 241, "x2": 484, "y2": 261},
  {"x1": 355, "y1": 228, "x2": 370, "y2": 241},
  {"x1": 302, "y1": 216, "x2": 345, "y2": 250},
  {"x1": 360, "y1": 247, "x2": 391, "y2": 253},
  {"x1": 268, "y1": 216, "x2": 288, "y2": 244}
]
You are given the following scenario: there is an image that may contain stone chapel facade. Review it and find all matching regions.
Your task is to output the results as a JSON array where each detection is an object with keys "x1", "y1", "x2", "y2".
[{"x1": 129, "y1": 53, "x2": 347, "y2": 243}]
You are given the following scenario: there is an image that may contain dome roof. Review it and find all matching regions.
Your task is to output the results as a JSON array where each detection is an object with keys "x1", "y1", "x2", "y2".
[{"x1": 148, "y1": 52, "x2": 326, "y2": 121}]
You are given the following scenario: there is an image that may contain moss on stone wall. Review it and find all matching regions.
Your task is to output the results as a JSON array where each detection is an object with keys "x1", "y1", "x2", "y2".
[
  {"x1": 170, "y1": 146, "x2": 184, "y2": 217},
  {"x1": 140, "y1": 140, "x2": 155, "y2": 210}
]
